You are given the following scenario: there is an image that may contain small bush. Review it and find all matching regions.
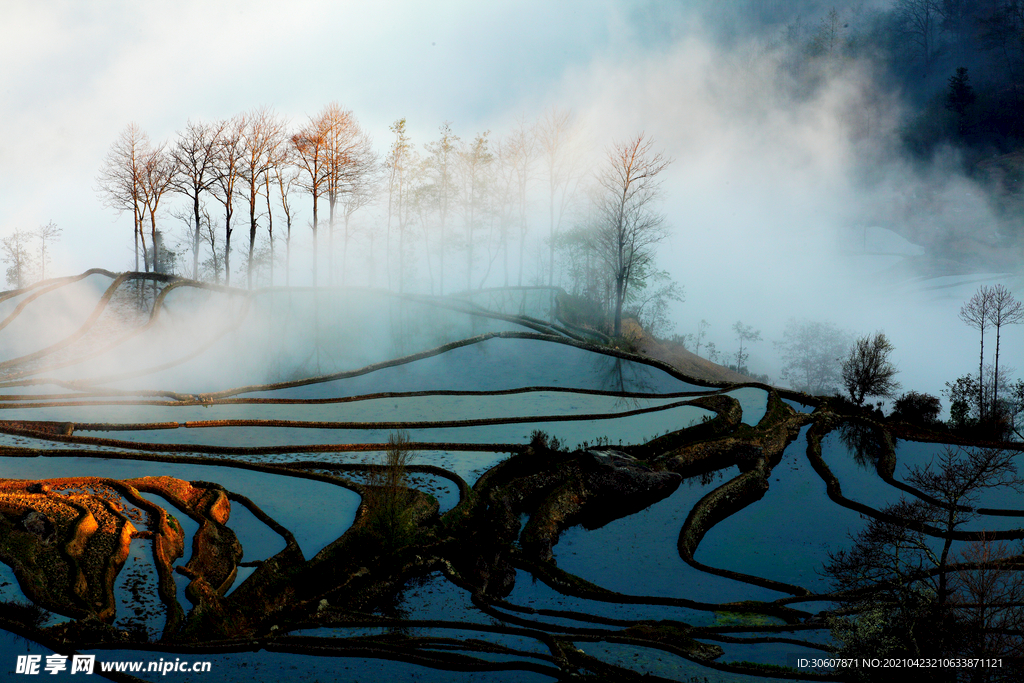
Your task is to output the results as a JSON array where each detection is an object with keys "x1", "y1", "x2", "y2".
[
  {"x1": 3, "y1": 601, "x2": 48, "y2": 628},
  {"x1": 529, "y1": 430, "x2": 563, "y2": 452},
  {"x1": 890, "y1": 391, "x2": 942, "y2": 425},
  {"x1": 364, "y1": 431, "x2": 415, "y2": 553},
  {"x1": 555, "y1": 292, "x2": 607, "y2": 332}
]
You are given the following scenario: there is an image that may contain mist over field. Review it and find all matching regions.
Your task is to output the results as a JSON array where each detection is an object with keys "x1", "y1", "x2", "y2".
[
  {"x1": 4, "y1": 4, "x2": 1024, "y2": 678},
  {"x1": 1, "y1": 0, "x2": 1022, "y2": 406}
]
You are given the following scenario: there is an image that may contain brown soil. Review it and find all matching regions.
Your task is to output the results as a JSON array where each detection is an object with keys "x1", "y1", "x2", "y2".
[
  {"x1": 628, "y1": 322, "x2": 752, "y2": 385},
  {"x1": 0, "y1": 475, "x2": 239, "y2": 632}
]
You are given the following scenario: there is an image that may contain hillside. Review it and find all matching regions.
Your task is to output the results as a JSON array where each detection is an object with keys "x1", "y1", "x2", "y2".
[{"x1": 624, "y1": 320, "x2": 753, "y2": 385}]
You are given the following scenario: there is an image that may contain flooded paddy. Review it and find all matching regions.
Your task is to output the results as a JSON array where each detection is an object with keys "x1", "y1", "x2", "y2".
[{"x1": 1, "y1": 276, "x2": 1020, "y2": 681}]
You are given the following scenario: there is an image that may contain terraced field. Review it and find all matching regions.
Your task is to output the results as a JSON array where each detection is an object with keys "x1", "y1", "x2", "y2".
[{"x1": 0, "y1": 272, "x2": 1021, "y2": 682}]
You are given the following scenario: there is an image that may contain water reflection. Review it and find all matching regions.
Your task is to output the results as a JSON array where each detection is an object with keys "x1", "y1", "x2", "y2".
[
  {"x1": 375, "y1": 586, "x2": 413, "y2": 636},
  {"x1": 837, "y1": 422, "x2": 887, "y2": 469}
]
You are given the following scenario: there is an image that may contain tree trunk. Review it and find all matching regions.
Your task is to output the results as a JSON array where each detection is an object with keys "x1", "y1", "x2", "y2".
[
  {"x1": 224, "y1": 207, "x2": 233, "y2": 287},
  {"x1": 342, "y1": 213, "x2": 350, "y2": 287},
  {"x1": 548, "y1": 187, "x2": 555, "y2": 286},
  {"x1": 285, "y1": 216, "x2": 292, "y2": 287},
  {"x1": 979, "y1": 326, "x2": 986, "y2": 420},
  {"x1": 328, "y1": 194, "x2": 336, "y2": 286},
  {"x1": 439, "y1": 219, "x2": 445, "y2": 295},
  {"x1": 994, "y1": 324, "x2": 1002, "y2": 413},
  {"x1": 247, "y1": 209, "x2": 257, "y2": 290},
  {"x1": 421, "y1": 212, "x2": 432, "y2": 294},
  {"x1": 150, "y1": 214, "x2": 159, "y2": 275},
  {"x1": 502, "y1": 221, "x2": 509, "y2": 287},
  {"x1": 385, "y1": 191, "x2": 392, "y2": 291},
  {"x1": 613, "y1": 276, "x2": 625, "y2": 337},
  {"x1": 266, "y1": 179, "x2": 275, "y2": 287},
  {"x1": 311, "y1": 196, "x2": 319, "y2": 287},
  {"x1": 399, "y1": 218, "x2": 405, "y2": 295},
  {"x1": 518, "y1": 229, "x2": 525, "y2": 287},
  {"x1": 938, "y1": 507, "x2": 956, "y2": 606},
  {"x1": 193, "y1": 194, "x2": 201, "y2": 280},
  {"x1": 467, "y1": 219, "x2": 473, "y2": 292}
]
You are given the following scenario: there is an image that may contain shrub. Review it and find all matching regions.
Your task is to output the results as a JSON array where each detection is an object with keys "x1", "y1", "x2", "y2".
[
  {"x1": 775, "y1": 318, "x2": 854, "y2": 395},
  {"x1": 555, "y1": 292, "x2": 607, "y2": 332},
  {"x1": 890, "y1": 391, "x2": 942, "y2": 426},
  {"x1": 364, "y1": 431, "x2": 415, "y2": 553},
  {"x1": 2, "y1": 601, "x2": 47, "y2": 628},
  {"x1": 529, "y1": 430, "x2": 563, "y2": 452}
]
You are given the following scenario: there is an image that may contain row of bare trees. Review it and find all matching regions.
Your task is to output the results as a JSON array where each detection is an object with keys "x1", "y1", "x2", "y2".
[
  {"x1": 891, "y1": 0, "x2": 1024, "y2": 79},
  {"x1": 376, "y1": 110, "x2": 589, "y2": 296},
  {"x1": 957, "y1": 284, "x2": 1024, "y2": 433},
  {"x1": 1, "y1": 221, "x2": 61, "y2": 289},
  {"x1": 96, "y1": 107, "x2": 598, "y2": 292},
  {"x1": 96, "y1": 106, "x2": 676, "y2": 337},
  {"x1": 97, "y1": 106, "x2": 376, "y2": 289}
]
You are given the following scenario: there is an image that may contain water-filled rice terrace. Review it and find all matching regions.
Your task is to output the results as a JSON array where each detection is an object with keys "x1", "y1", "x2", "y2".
[{"x1": 0, "y1": 271, "x2": 1021, "y2": 682}]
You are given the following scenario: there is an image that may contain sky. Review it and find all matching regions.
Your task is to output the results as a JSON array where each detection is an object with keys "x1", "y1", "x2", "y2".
[{"x1": 1, "y1": 0, "x2": 1021, "y2": 400}]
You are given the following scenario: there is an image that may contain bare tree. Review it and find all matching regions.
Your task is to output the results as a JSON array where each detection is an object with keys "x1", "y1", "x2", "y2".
[
  {"x1": 592, "y1": 132, "x2": 671, "y2": 337},
  {"x1": 323, "y1": 102, "x2": 349, "y2": 286},
  {"x1": 239, "y1": 107, "x2": 286, "y2": 289},
  {"x1": 481, "y1": 121, "x2": 535, "y2": 290},
  {"x1": 385, "y1": 119, "x2": 414, "y2": 292},
  {"x1": 211, "y1": 114, "x2": 246, "y2": 287},
  {"x1": 501, "y1": 117, "x2": 537, "y2": 287},
  {"x1": 775, "y1": 319, "x2": 854, "y2": 395},
  {"x1": 894, "y1": 0, "x2": 940, "y2": 75},
  {"x1": 263, "y1": 162, "x2": 278, "y2": 286},
  {"x1": 138, "y1": 144, "x2": 177, "y2": 274},
  {"x1": 34, "y1": 221, "x2": 61, "y2": 281},
  {"x1": 97, "y1": 123, "x2": 149, "y2": 271},
  {"x1": 732, "y1": 321, "x2": 762, "y2": 373},
  {"x1": 936, "y1": 0, "x2": 974, "y2": 66},
  {"x1": 292, "y1": 112, "x2": 330, "y2": 286},
  {"x1": 987, "y1": 284, "x2": 1024, "y2": 413},
  {"x1": 538, "y1": 108, "x2": 584, "y2": 287},
  {"x1": 810, "y1": 6, "x2": 846, "y2": 62},
  {"x1": 629, "y1": 269, "x2": 684, "y2": 338},
  {"x1": 423, "y1": 122, "x2": 460, "y2": 294},
  {"x1": 978, "y1": 1, "x2": 1024, "y2": 117},
  {"x1": 170, "y1": 119, "x2": 224, "y2": 280},
  {"x1": 841, "y1": 332, "x2": 901, "y2": 406},
  {"x1": 960, "y1": 285, "x2": 995, "y2": 419},
  {"x1": 458, "y1": 131, "x2": 493, "y2": 292},
  {"x1": 2, "y1": 230, "x2": 35, "y2": 288},
  {"x1": 907, "y1": 446, "x2": 1024, "y2": 606},
  {"x1": 320, "y1": 103, "x2": 375, "y2": 286},
  {"x1": 270, "y1": 151, "x2": 300, "y2": 286},
  {"x1": 261, "y1": 127, "x2": 297, "y2": 288},
  {"x1": 197, "y1": 203, "x2": 224, "y2": 283},
  {"x1": 409, "y1": 163, "x2": 436, "y2": 292},
  {"x1": 954, "y1": 537, "x2": 1024, "y2": 660},
  {"x1": 826, "y1": 447, "x2": 1024, "y2": 664},
  {"x1": 491, "y1": 135, "x2": 518, "y2": 289},
  {"x1": 693, "y1": 319, "x2": 710, "y2": 357},
  {"x1": 338, "y1": 160, "x2": 378, "y2": 287}
]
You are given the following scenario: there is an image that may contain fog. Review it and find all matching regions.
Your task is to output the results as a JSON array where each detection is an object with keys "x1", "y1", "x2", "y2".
[
  {"x1": 1, "y1": 1, "x2": 1021, "y2": 407},
  {"x1": 544, "y1": 5, "x2": 1022, "y2": 404}
]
